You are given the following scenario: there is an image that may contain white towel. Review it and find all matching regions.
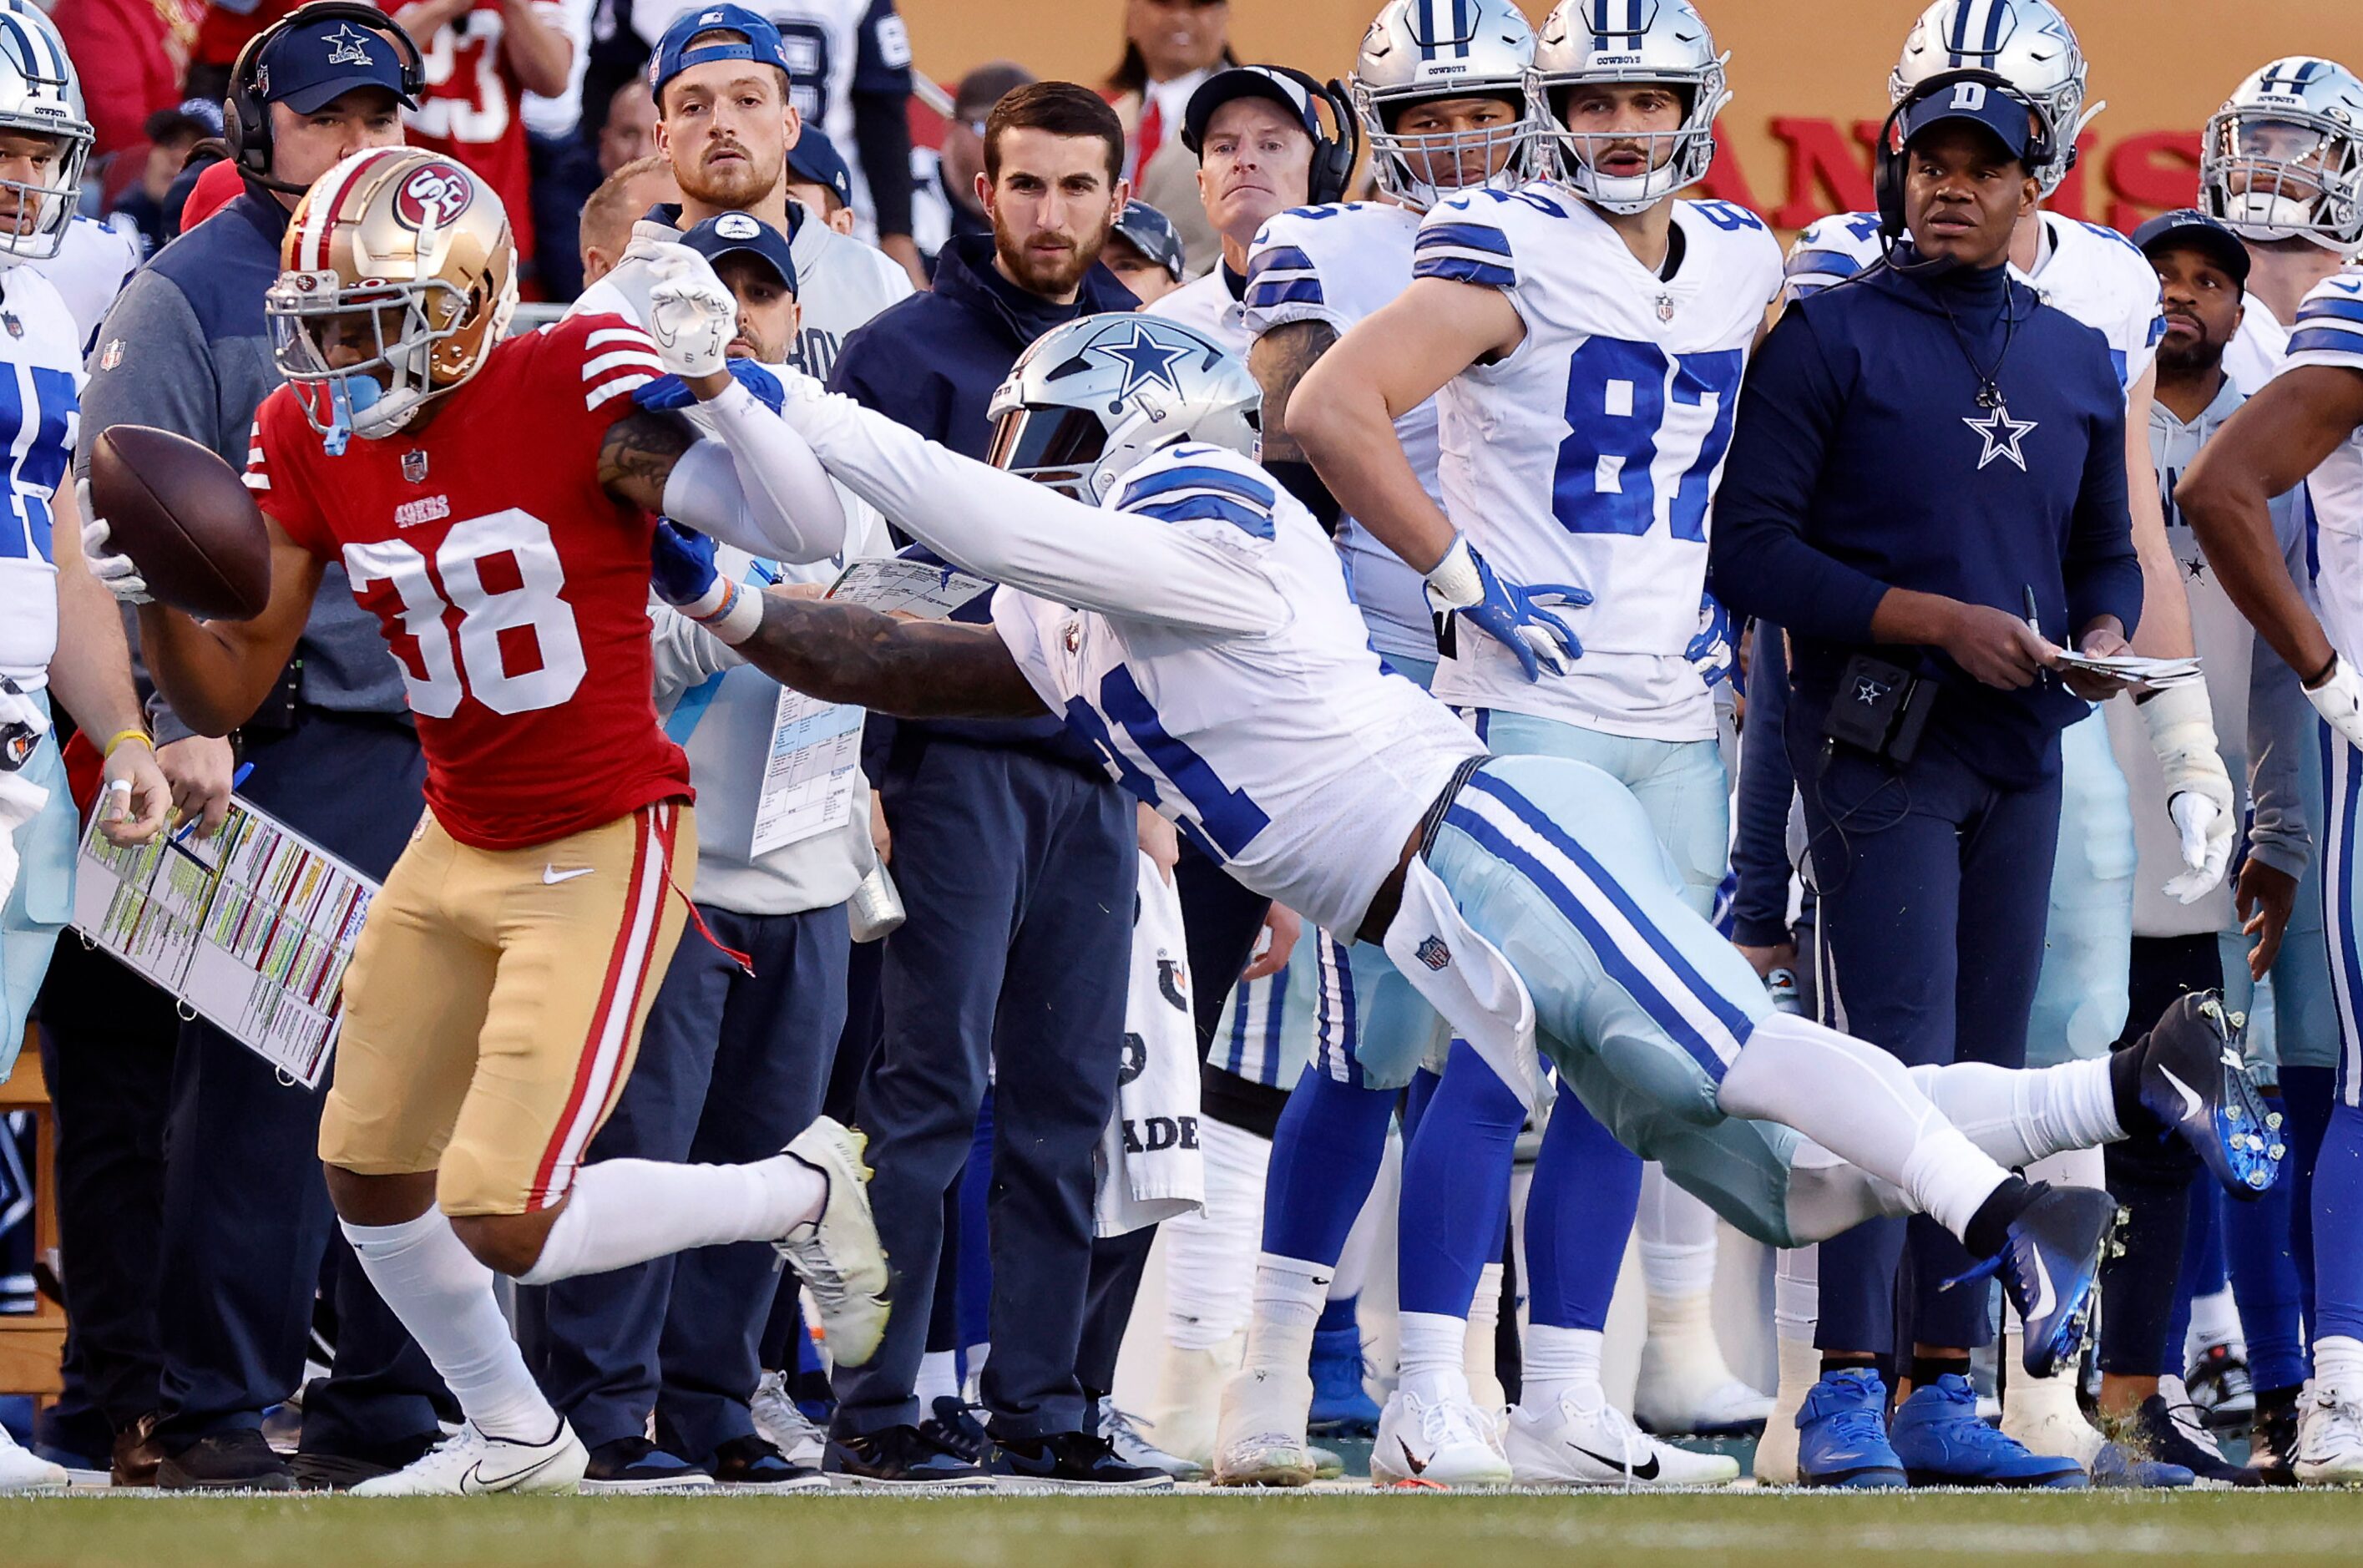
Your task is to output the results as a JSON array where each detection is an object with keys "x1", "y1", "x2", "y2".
[
  {"x1": 0, "y1": 682, "x2": 53, "y2": 910},
  {"x1": 1380, "y1": 853, "x2": 1543, "y2": 1112},
  {"x1": 1093, "y1": 852, "x2": 1207, "y2": 1237}
]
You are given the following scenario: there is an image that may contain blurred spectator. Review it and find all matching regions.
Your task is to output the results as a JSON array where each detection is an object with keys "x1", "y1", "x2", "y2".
[
  {"x1": 108, "y1": 99, "x2": 221, "y2": 255},
  {"x1": 166, "y1": 149, "x2": 242, "y2": 233},
  {"x1": 53, "y1": 0, "x2": 204, "y2": 169},
  {"x1": 576, "y1": 151, "x2": 679, "y2": 284},
  {"x1": 627, "y1": 0, "x2": 922, "y2": 281},
  {"x1": 1101, "y1": 197, "x2": 1182, "y2": 306},
  {"x1": 521, "y1": 0, "x2": 601, "y2": 298},
  {"x1": 596, "y1": 76, "x2": 657, "y2": 174},
  {"x1": 783, "y1": 125, "x2": 855, "y2": 234},
  {"x1": 1102, "y1": 0, "x2": 1232, "y2": 275},
  {"x1": 909, "y1": 60, "x2": 1031, "y2": 277}
]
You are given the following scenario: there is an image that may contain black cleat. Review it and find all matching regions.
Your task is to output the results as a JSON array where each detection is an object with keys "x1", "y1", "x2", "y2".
[
  {"x1": 822, "y1": 1424, "x2": 992, "y2": 1490},
  {"x1": 986, "y1": 1429, "x2": 1174, "y2": 1492},
  {"x1": 1977, "y1": 1184, "x2": 2118, "y2": 1378},
  {"x1": 2133, "y1": 994, "x2": 2284, "y2": 1198}
]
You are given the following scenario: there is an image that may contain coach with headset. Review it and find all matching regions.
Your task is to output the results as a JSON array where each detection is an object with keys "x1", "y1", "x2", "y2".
[
  {"x1": 1708, "y1": 73, "x2": 2141, "y2": 1459},
  {"x1": 70, "y1": 2, "x2": 449, "y2": 1490}
]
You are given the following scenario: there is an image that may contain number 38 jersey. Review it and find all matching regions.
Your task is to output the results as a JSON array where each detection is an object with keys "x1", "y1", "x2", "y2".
[
  {"x1": 1414, "y1": 187, "x2": 1782, "y2": 740},
  {"x1": 247, "y1": 313, "x2": 692, "y2": 851}
]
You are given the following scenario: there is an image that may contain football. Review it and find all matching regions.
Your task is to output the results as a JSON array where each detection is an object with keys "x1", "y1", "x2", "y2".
[{"x1": 88, "y1": 423, "x2": 274, "y2": 622}]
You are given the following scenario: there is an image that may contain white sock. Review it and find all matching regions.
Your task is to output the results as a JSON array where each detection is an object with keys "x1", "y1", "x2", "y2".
[
  {"x1": 518, "y1": 1156, "x2": 824, "y2": 1285},
  {"x1": 1774, "y1": 1244, "x2": 1819, "y2": 1345},
  {"x1": 1244, "y1": 1252, "x2": 1328, "y2": 1373},
  {"x1": 1521, "y1": 1324, "x2": 1604, "y2": 1413},
  {"x1": 1398, "y1": 1311, "x2": 1470, "y2": 1405},
  {"x1": 1638, "y1": 1166, "x2": 1721, "y2": 1301},
  {"x1": 342, "y1": 1211, "x2": 557, "y2": 1441},
  {"x1": 2189, "y1": 1287, "x2": 2243, "y2": 1353},
  {"x1": 917, "y1": 1349, "x2": 959, "y2": 1406},
  {"x1": 1465, "y1": 1261, "x2": 1505, "y2": 1404},
  {"x1": 1910, "y1": 1056, "x2": 2123, "y2": 1167},
  {"x1": 1165, "y1": 1119, "x2": 1268, "y2": 1351},
  {"x1": 2315, "y1": 1335, "x2": 2363, "y2": 1389}
]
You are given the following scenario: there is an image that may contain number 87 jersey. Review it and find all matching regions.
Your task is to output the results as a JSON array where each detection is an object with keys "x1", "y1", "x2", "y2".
[
  {"x1": 1413, "y1": 187, "x2": 1782, "y2": 740},
  {"x1": 245, "y1": 313, "x2": 693, "y2": 851}
]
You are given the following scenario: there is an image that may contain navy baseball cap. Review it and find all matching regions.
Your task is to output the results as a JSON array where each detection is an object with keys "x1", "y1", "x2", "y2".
[
  {"x1": 2133, "y1": 208, "x2": 2251, "y2": 286},
  {"x1": 1898, "y1": 74, "x2": 2041, "y2": 162},
  {"x1": 1182, "y1": 66, "x2": 1322, "y2": 158},
  {"x1": 1109, "y1": 200, "x2": 1186, "y2": 282},
  {"x1": 681, "y1": 210, "x2": 798, "y2": 294},
  {"x1": 255, "y1": 14, "x2": 417, "y2": 114},
  {"x1": 784, "y1": 129, "x2": 853, "y2": 212},
  {"x1": 649, "y1": 4, "x2": 792, "y2": 101}
]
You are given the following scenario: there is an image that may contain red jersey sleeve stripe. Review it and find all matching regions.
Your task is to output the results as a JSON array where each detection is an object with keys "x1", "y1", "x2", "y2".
[
  {"x1": 584, "y1": 372, "x2": 656, "y2": 410},
  {"x1": 583, "y1": 349, "x2": 665, "y2": 379}
]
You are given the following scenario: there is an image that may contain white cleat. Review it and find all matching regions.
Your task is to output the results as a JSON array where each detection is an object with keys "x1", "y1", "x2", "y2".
[
  {"x1": 0, "y1": 1427, "x2": 68, "y2": 1493},
  {"x1": 751, "y1": 1369, "x2": 827, "y2": 1469},
  {"x1": 777, "y1": 1117, "x2": 891, "y2": 1369},
  {"x1": 1635, "y1": 1306, "x2": 1774, "y2": 1437},
  {"x1": 2001, "y1": 1378, "x2": 2106, "y2": 1469},
  {"x1": 1369, "y1": 1389, "x2": 1512, "y2": 1490},
  {"x1": 348, "y1": 1420, "x2": 587, "y2": 1496},
  {"x1": 2296, "y1": 1380, "x2": 2363, "y2": 1485},
  {"x1": 1507, "y1": 1387, "x2": 1740, "y2": 1489},
  {"x1": 1752, "y1": 1340, "x2": 1818, "y2": 1485},
  {"x1": 1210, "y1": 1365, "x2": 1318, "y2": 1487},
  {"x1": 1143, "y1": 1338, "x2": 1237, "y2": 1470}
]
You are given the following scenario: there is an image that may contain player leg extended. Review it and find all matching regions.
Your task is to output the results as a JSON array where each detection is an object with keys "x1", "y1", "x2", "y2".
[{"x1": 321, "y1": 804, "x2": 888, "y2": 1495}]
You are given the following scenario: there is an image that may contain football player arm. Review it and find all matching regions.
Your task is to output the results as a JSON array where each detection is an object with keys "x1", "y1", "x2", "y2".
[
  {"x1": 1288, "y1": 278, "x2": 1522, "y2": 574},
  {"x1": 133, "y1": 519, "x2": 326, "y2": 738},
  {"x1": 496, "y1": 0, "x2": 574, "y2": 99},
  {"x1": 731, "y1": 593, "x2": 1048, "y2": 720},
  {"x1": 1249, "y1": 321, "x2": 1343, "y2": 533},
  {"x1": 48, "y1": 483, "x2": 170, "y2": 843},
  {"x1": 2120, "y1": 363, "x2": 2196, "y2": 660},
  {"x1": 597, "y1": 397, "x2": 848, "y2": 564}
]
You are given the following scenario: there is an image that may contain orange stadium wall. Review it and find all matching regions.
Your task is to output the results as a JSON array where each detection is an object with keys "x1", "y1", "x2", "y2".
[{"x1": 897, "y1": 0, "x2": 2357, "y2": 232}]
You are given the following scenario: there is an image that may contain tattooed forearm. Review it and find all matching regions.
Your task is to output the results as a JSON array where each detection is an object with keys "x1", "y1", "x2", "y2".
[
  {"x1": 736, "y1": 593, "x2": 1051, "y2": 719},
  {"x1": 597, "y1": 409, "x2": 701, "y2": 511},
  {"x1": 1248, "y1": 320, "x2": 1339, "y2": 467}
]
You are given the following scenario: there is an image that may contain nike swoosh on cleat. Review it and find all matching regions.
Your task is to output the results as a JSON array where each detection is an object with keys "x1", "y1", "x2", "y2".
[
  {"x1": 1568, "y1": 1443, "x2": 1659, "y2": 1481},
  {"x1": 2028, "y1": 1246, "x2": 2057, "y2": 1323},
  {"x1": 544, "y1": 866, "x2": 595, "y2": 884},
  {"x1": 2158, "y1": 1065, "x2": 2207, "y2": 1125},
  {"x1": 1399, "y1": 1441, "x2": 1427, "y2": 1476},
  {"x1": 461, "y1": 1446, "x2": 568, "y2": 1494}
]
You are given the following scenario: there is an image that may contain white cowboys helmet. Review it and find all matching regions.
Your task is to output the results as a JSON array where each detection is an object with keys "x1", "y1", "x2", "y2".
[
  {"x1": 2201, "y1": 58, "x2": 2363, "y2": 255},
  {"x1": 1890, "y1": 0, "x2": 2094, "y2": 197},
  {"x1": 986, "y1": 315, "x2": 1260, "y2": 506},
  {"x1": 1350, "y1": 0, "x2": 1537, "y2": 211},
  {"x1": 0, "y1": 2, "x2": 91, "y2": 260},
  {"x1": 1526, "y1": 0, "x2": 1730, "y2": 215}
]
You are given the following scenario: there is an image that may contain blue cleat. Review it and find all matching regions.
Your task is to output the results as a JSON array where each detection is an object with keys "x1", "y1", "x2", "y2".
[
  {"x1": 2133, "y1": 993, "x2": 2284, "y2": 1199},
  {"x1": 1307, "y1": 1324, "x2": 1382, "y2": 1437},
  {"x1": 1890, "y1": 1377, "x2": 2086, "y2": 1488},
  {"x1": 1796, "y1": 1368, "x2": 1906, "y2": 1489},
  {"x1": 2089, "y1": 1439, "x2": 2194, "y2": 1489},
  {"x1": 1969, "y1": 1184, "x2": 2117, "y2": 1378}
]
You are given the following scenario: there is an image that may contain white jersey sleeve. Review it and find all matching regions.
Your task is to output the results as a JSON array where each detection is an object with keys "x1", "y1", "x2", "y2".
[
  {"x1": 2031, "y1": 214, "x2": 2166, "y2": 391},
  {"x1": 1781, "y1": 211, "x2": 1885, "y2": 303},
  {"x1": 26, "y1": 215, "x2": 141, "y2": 357},
  {"x1": 0, "y1": 266, "x2": 82, "y2": 686},
  {"x1": 2286, "y1": 272, "x2": 2363, "y2": 668}
]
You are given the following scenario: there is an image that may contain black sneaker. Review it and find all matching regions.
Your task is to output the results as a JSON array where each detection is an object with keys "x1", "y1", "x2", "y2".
[
  {"x1": 918, "y1": 1396, "x2": 989, "y2": 1465},
  {"x1": 288, "y1": 1452, "x2": 392, "y2": 1490},
  {"x1": 2187, "y1": 1341, "x2": 2256, "y2": 1429},
  {"x1": 987, "y1": 1429, "x2": 1175, "y2": 1492},
  {"x1": 823, "y1": 1424, "x2": 993, "y2": 1490},
  {"x1": 2132, "y1": 1393, "x2": 2263, "y2": 1487},
  {"x1": 155, "y1": 1429, "x2": 296, "y2": 1491},
  {"x1": 710, "y1": 1434, "x2": 827, "y2": 1491},
  {"x1": 580, "y1": 1435, "x2": 715, "y2": 1493},
  {"x1": 2249, "y1": 1385, "x2": 2302, "y2": 1485}
]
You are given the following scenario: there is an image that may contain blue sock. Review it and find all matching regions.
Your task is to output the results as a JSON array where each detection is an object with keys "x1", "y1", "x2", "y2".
[
  {"x1": 1398, "y1": 1040, "x2": 1526, "y2": 1317},
  {"x1": 1524, "y1": 1090, "x2": 1642, "y2": 1331},
  {"x1": 1316, "y1": 1294, "x2": 1359, "y2": 1336},
  {"x1": 2312, "y1": 1099, "x2": 2363, "y2": 1342},
  {"x1": 1261, "y1": 1065, "x2": 1398, "y2": 1265},
  {"x1": 2284, "y1": 1065, "x2": 2335, "y2": 1343},
  {"x1": 2224, "y1": 1137, "x2": 2310, "y2": 1393}
]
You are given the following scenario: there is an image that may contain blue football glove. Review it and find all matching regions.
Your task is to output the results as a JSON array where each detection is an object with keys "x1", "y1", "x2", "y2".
[
  {"x1": 1687, "y1": 591, "x2": 1735, "y2": 690},
  {"x1": 650, "y1": 520, "x2": 721, "y2": 608},
  {"x1": 1423, "y1": 535, "x2": 1591, "y2": 681},
  {"x1": 632, "y1": 357, "x2": 787, "y2": 416}
]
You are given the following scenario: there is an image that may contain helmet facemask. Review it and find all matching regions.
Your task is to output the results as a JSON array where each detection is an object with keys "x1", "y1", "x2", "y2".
[
  {"x1": 2202, "y1": 108, "x2": 2363, "y2": 252},
  {"x1": 1355, "y1": 81, "x2": 1533, "y2": 210},
  {"x1": 1528, "y1": 66, "x2": 1727, "y2": 213},
  {"x1": 268, "y1": 270, "x2": 487, "y2": 454},
  {"x1": 985, "y1": 402, "x2": 1112, "y2": 502}
]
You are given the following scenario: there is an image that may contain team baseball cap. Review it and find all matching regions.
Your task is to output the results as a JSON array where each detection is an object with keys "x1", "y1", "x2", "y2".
[
  {"x1": 2133, "y1": 208, "x2": 2251, "y2": 286},
  {"x1": 1896, "y1": 74, "x2": 2040, "y2": 163},
  {"x1": 144, "y1": 96, "x2": 225, "y2": 144},
  {"x1": 784, "y1": 129, "x2": 854, "y2": 213},
  {"x1": 681, "y1": 210, "x2": 798, "y2": 295},
  {"x1": 1182, "y1": 66, "x2": 1322, "y2": 159},
  {"x1": 253, "y1": 13, "x2": 417, "y2": 114},
  {"x1": 1109, "y1": 200, "x2": 1186, "y2": 282},
  {"x1": 649, "y1": 5, "x2": 793, "y2": 101}
]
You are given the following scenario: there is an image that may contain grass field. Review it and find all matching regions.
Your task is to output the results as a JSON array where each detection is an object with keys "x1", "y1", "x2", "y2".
[{"x1": 8, "y1": 1490, "x2": 2363, "y2": 1568}]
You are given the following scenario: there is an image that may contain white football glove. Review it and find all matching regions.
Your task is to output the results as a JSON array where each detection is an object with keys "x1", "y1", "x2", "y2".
[
  {"x1": 618, "y1": 218, "x2": 690, "y2": 271},
  {"x1": 2141, "y1": 679, "x2": 2235, "y2": 903},
  {"x1": 2305, "y1": 655, "x2": 2363, "y2": 757},
  {"x1": 644, "y1": 245, "x2": 736, "y2": 382},
  {"x1": 80, "y1": 509, "x2": 152, "y2": 606}
]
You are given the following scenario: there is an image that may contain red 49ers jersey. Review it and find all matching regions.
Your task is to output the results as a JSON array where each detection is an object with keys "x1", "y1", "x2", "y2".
[
  {"x1": 246, "y1": 313, "x2": 692, "y2": 851},
  {"x1": 407, "y1": 0, "x2": 555, "y2": 269}
]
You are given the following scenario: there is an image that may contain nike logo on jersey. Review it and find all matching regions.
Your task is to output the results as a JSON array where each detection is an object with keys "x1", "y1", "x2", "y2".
[
  {"x1": 2158, "y1": 1065, "x2": 2208, "y2": 1125},
  {"x1": 543, "y1": 866, "x2": 594, "y2": 884},
  {"x1": 2027, "y1": 1245, "x2": 2057, "y2": 1323},
  {"x1": 1568, "y1": 1443, "x2": 1660, "y2": 1481}
]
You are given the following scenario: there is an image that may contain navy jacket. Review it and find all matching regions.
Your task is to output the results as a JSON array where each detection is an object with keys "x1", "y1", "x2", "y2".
[
  {"x1": 830, "y1": 233, "x2": 1138, "y2": 756},
  {"x1": 1711, "y1": 254, "x2": 2142, "y2": 785}
]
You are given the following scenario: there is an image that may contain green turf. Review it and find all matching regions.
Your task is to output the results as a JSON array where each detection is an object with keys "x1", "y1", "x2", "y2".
[{"x1": 8, "y1": 1490, "x2": 2363, "y2": 1568}]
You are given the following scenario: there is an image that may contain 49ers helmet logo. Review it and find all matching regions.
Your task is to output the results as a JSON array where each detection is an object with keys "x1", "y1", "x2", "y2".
[{"x1": 393, "y1": 163, "x2": 475, "y2": 230}]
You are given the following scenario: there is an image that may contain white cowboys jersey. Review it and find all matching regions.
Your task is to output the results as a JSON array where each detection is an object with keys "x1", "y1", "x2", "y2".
[
  {"x1": 1413, "y1": 186, "x2": 1782, "y2": 739},
  {"x1": 1146, "y1": 270, "x2": 1251, "y2": 357},
  {"x1": 2286, "y1": 272, "x2": 2363, "y2": 671},
  {"x1": 1242, "y1": 200, "x2": 1437, "y2": 665},
  {"x1": 2226, "y1": 301, "x2": 2293, "y2": 399},
  {"x1": 24, "y1": 215, "x2": 140, "y2": 359},
  {"x1": 0, "y1": 266, "x2": 83, "y2": 686},
  {"x1": 1785, "y1": 209, "x2": 2167, "y2": 390}
]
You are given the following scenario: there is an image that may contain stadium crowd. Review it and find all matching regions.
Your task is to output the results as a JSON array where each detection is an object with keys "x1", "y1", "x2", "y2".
[{"x1": 3, "y1": 0, "x2": 2363, "y2": 1502}]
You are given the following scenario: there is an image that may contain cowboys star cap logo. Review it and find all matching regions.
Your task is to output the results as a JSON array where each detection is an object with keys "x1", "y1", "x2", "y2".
[
  {"x1": 393, "y1": 162, "x2": 474, "y2": 230},
  {"x1": 714, "y1": 212, "x2": 762, "y2": 240},
  {"x1": 321, "y1": 23, "x2": 377, "y2": 67}
]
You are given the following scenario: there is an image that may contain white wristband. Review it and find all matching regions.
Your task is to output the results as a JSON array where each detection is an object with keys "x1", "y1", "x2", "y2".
[
  {"x1": 1422, "y1": 534, "x2": 1482, "y2": 612},
  {"x1": 687, "y1": 577, "x2": 764, "y2": 646}
]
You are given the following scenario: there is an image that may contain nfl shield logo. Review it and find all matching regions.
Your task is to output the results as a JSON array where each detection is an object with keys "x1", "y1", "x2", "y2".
[
  {"x1": 2, "y1": 312, "x2": 20, "y2": 338},
  {"x1": 402, "y1": 450, "x2": 429, "y2": 483},
  {"x1": 1415, "y1": 935, "x2": 1451, "y2": 972},
  {"x1": 100, "y1": 338, "x2": 123, "y2": 370},
  {"x1": 1654, "y1": 294, "x2": 1675, "y2": 323}
]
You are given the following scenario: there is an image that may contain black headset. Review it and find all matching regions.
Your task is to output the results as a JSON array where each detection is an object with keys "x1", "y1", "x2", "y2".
[
  {"x1": 225, "y1": 1, "x2": 425, "y2": 194},
  {"x1": 1873, "y1": 68, "x2": 2052, "y2": 243}
]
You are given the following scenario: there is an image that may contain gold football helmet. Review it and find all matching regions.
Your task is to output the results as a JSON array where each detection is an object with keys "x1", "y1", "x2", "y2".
[{"x1": 266, "y1": 147, "x2": 518, "y2": 452}]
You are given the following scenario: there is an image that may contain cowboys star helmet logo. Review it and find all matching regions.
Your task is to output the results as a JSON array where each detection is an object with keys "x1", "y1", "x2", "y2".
[
  {"x1": 321, "y1": 23, "x2": 377, "y2": 67},
  {"x1": 1095, "y1": 323, "x2": 1191, "y2": 401}
]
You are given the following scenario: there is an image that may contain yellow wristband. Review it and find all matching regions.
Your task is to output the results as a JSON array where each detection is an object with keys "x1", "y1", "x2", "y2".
[{"x1": 102, "y1": 728, "x2": 152, "y2": 761}]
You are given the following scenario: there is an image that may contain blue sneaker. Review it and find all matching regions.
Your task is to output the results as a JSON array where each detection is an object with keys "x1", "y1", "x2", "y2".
[
  {"x1": 1796, "y1": 1368, "x2": 1906, "y2": 1488},
  {"x1": 1308, "y1": 1325, "x2": 1382, "y2": 1436},
  {"x1": 2089, "y1": 1439, "x2": 2194, "y2": 1489},
  {"x1": 2134, "y1": 993, "x2": 2284, "y2": 1199},
  {"x1": 1970, "y1": 1184, "x2": 2117, "y2": 1378},
  {"x1": 1890, "y1": 1376, "x2": 2086, "y2": 1488}
]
